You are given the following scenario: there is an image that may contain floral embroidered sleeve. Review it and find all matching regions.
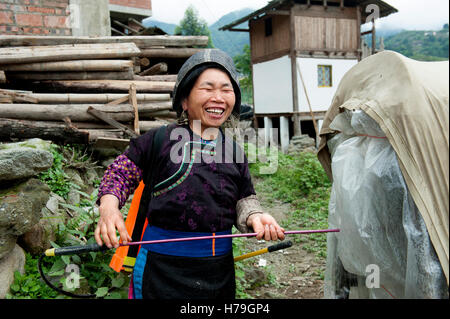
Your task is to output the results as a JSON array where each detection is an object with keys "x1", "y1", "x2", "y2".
[{"x1": 97, "y1": 151, "x2": 143, "y2": 209}]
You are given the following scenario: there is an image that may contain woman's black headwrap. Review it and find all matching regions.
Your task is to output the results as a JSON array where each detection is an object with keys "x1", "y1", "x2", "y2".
[{"x1": 172, "y1": 49, "x2": 241, "y2": 119}]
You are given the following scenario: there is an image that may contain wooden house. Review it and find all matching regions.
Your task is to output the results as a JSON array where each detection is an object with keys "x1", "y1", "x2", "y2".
[{"x1": 220, "y1": 0, "x2": 397, "y2": 152}]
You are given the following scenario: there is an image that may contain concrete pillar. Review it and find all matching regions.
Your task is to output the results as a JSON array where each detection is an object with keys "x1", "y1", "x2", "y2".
[
  {"x1": 316, "y1": 119, "x2": 323, "y2": 148},
  {"x1": 280, "y1": 116, "x2": 289, "y2": 153},
  {"x1": 264, "y1": 117, "x2": 273, "y2": 149},
  {"x1": 69, "y1": 0, "x2": 111, "y2": 36}
]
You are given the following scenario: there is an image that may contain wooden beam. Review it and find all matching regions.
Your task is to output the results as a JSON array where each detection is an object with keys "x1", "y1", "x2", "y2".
[
  {"x1": 267, "y1": 10, "x2": 290, "y2": 15},
  {"x1": 0, "y1": 42, "x2": 140, "y2": 65},
  {"x1": 138, "y1": 62, "x2": 168, "y2": 76},
  {"x1": 139, "y1": 47, "x2": 203, "y2": 58},
  {"x1": 40, "y1": 80, "x2": 175, "y2": 93},
  {"x1": 227, "y1": 28, "x2": 250, "y2": 32},
  {"x1": 110, "y1": 26, "x2": 127, "y2": 36},
  {"x1": 112, "y1": 20, "x2": 140, "y2": 35},
  {"x1": 290, "y1": 7, "x2": 301, "y2": 136},
  {"x1": 0, "y1": 35, "x2": 208, "y2": 48},
  {"x1": 21, "y1": 92, "x2": 169, "y2": 104},
  {"x1": 0, "y1": 117, "x2": 89, "y2": 144},
  {"x1": 129, "y1": 84, "x2": 140, "y2": 135},
  {"x1": 0, "y1": 88, "x2": 38, "y2": 103},
  {"x1": 356, "y1": 5, "x2": 362, "y2": 60},
  {"x1": 128, "y1": 17, "x2": 146, "y2": 30},
  {"x1": 372, "y1": 19, "x2": 376, "y2": 55},
  {"x1": 87, "y1": 106, "x2": 138, "y2": 138},
  {"x1": 6, "y1": 69, "x2": 134, "y2": 81},
  {"x1": 133, "y1": 74, "x2": 177, "y2": 82},
  {"x1": 92, "y1": 137, "x2": 130, "y2": 148},
  {"x1": 1, "y1": 59, "x2": 133, "y2": 72}
]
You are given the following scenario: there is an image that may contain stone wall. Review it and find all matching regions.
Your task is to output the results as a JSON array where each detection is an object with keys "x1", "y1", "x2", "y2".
[{"x1": 0, "y1": 138, "x2": 111, "y2": 298}]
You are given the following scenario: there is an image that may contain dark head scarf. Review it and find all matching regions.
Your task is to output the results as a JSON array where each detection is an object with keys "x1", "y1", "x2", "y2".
[{"x1": 172, "y1": 49, "x2": 241, "y2": 120}]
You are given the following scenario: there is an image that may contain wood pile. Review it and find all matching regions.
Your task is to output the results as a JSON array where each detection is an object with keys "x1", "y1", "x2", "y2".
[{"x1": 0, "y1": 35, "x2": 208, "y2": 147}]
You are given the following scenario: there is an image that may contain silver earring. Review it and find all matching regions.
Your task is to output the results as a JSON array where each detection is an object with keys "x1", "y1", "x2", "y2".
[{"x1": 177, "y1": 109, "x2": 189, "y2": 125}]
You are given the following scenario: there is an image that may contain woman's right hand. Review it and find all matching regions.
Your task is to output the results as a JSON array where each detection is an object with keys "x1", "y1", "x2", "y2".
[{"x1": 95, "y1": 194, "x2": 131, "y2": 248}]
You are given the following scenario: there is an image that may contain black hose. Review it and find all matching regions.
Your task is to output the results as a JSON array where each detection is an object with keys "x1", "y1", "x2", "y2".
[{"x1": 38, "y1": 253, "x2": 96, "y2": 299}]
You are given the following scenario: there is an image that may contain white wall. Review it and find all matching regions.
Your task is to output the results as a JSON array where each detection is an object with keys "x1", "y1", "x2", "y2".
[
  {"x1": 252, "y1": 55, "x2": 358, "y2": 115},
  {"x1": 252, "y1": 55, "x2": 293, "y2": 114},
  {"x1": 296, "y1": 57, "x2": 358, "y2": 112}
]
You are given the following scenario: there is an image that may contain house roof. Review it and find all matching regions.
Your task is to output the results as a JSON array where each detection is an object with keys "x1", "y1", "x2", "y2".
[{"x1": 219, "y1": 0, "x2": 398, "y2": 31}]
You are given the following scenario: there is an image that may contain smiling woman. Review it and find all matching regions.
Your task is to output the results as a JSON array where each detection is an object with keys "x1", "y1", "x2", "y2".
[{"x1": 95, "y1": 49, "x2": 285, "y2": 299}]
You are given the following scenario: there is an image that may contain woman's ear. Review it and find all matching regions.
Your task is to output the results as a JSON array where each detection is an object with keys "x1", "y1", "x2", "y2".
[{"x1": 181, "y1": 98, "x2": 188, "y2": 111}]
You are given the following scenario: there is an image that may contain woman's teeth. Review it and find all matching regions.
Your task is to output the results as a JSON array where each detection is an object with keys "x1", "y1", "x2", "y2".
[{"x1": 206, "y1": 108, "x2": 224, "y2": 114}]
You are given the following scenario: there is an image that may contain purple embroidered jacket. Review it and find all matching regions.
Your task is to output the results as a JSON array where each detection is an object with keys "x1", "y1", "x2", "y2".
[{"x1": 97, "y1": 123, "x2": 256, "y2": 233}]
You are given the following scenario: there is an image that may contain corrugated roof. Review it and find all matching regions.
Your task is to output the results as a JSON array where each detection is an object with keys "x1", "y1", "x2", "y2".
[{"x1": 219, "y1": 0, "x2": 398, "y2": 31}]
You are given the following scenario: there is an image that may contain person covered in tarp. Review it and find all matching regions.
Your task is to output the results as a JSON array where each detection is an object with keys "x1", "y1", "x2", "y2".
[{"x1": 94, "y1": 49, "x2": 285, "y2": 299}]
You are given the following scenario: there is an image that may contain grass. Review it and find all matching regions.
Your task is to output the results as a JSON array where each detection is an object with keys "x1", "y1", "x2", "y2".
[{"x1": 247, "y1": 147, "x2": 331, "y2": 261}]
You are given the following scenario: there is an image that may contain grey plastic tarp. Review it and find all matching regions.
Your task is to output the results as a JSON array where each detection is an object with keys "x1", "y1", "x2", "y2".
[
  {"x1": 323, "y1": 109, "x2": 448, "y2": 298},
  {"x1": 317, "y1": 51, "x2": 449, "y2": 298}
]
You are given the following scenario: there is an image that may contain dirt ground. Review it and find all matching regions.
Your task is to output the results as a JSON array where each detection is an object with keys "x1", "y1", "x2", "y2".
[{"x1": 239, "y1": 198, "x2": 326, "y2": 299}]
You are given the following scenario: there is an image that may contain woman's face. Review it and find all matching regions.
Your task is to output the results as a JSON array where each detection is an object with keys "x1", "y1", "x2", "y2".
[{"x1": 182, "y1": 68, "x2": 235, "y2": 133}]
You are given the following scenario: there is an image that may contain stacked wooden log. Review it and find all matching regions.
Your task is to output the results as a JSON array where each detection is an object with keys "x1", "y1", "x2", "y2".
[{"x1": 0, "y1": 35, "x2": 208, "y2": 147}]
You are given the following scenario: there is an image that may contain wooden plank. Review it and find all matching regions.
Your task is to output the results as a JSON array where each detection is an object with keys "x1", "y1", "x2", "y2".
[
  {"x1": 0, "y1": 42, "x2": 140, "y2": 65},
  {"x1": 0, "y1": 59, "x2": 133, "y2": 72},
  {"x1": 0, "y1": 35, "x2": 208, "y2": 48},
  {"x1": 293, "y1": 4, "x2": 357, "y2": 20},
  {"x1": 0, "y1": 117, "x2": 89, "y2": 144},
  {"x1": 139, "y1": 47, "x2": 203, "y2": 58},
  {"x1": 19, "y1": 92, "x2": 170, "y2": 104},
  {"x1": 91, "y1": 136, "x2": 130, "y2": 148},
  {"x1": 133, "y1": 74, "x2": 177, "y2": 82},
  {"x1": 138, "y1": 62, "x2": 168, "y2": 76},
  {"x1": 40, "y1": 80, "x2": 175, "y2": 93},
  {"x1": 87, "y1": 106, "x2": 139, "y2": 138},
  {"x1": 6, "y1": 69, "x2": 134, "y2": 81},
  {"x1": 112, "y1": 20, "x2": 140, "y2": 35},
  {"x1": 129, "y1": 83, "x2": 140, "y2": 135},
  {"x1": 0, "y1": 102, "x2": 171, "y2": 122},
  {"x1": 0, "y1": 88, "x2": 38, "y2": 103}
]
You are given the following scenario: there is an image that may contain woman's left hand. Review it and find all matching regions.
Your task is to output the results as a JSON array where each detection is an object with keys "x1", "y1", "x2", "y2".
[{"x1": 247, "y1": 213, "x2": 285, "y2": 241}]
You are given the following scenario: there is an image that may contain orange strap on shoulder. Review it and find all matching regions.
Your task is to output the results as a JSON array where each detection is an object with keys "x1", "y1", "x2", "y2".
[{"x1": 109, "y1": 181, "x2": 146, "y2": 273}]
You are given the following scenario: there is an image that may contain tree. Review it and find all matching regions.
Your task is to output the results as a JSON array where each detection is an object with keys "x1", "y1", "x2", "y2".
[
  {"x1": 233, "y1": 44, "x2": 253, "y2": 104},
  {"x1": 175, "y1": 5, "x2": 214, "y2": 48}
]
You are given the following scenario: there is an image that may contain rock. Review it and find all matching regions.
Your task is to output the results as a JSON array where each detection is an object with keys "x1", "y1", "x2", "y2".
[
  {"x1": 245, "y1": 268, "x2": 268, "y2": 290},
  {"x1": 0, "y1": 235, "x2": 16, "y2": 262},
  {"x1": 0, "y1": 244, "x2": 25, "y2": 299},
  {"x1": 0, "y1": 178, "x2": 50, "y2": 259},
  {"x1": 0, "y1": 138, "x2": 52, "y2": 152},
  {"x1": 64, "y1": 168, "x2": 84, "y2": 188},
  {"x1": 0, "y1": 139, "x2": 53, "y2": 181},
  {"x1": 287, "y1": 134, "x2": 317, "y2": 155},
  {"x1": 18, "y1": 192, "x2": 67, "y2": 255}
]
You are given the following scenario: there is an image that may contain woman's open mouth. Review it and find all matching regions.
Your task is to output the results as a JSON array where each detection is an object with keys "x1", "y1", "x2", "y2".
[{"x1": 205, "y1": 107, "x2": 225, "y2": 118}]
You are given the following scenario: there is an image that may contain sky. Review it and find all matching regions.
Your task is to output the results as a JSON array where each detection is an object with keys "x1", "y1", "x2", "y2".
[{"x1": 145, "y1": 0, "x2": 449, "y2": 31}]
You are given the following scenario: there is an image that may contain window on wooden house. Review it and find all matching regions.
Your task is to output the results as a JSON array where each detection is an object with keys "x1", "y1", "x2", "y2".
[
  {"x1": 318, "y1": 65, "x2": 332, "y2": 87},
  {"x1": 265, "y1": 17, "x2": 272, "y2": 36}
]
